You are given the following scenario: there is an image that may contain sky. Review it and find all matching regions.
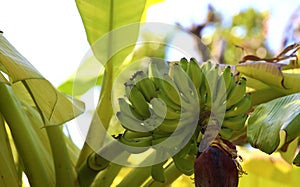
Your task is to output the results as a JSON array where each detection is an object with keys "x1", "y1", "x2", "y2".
[{"x1": 0, "y1": 0, "x2": 299, "y2": 147}]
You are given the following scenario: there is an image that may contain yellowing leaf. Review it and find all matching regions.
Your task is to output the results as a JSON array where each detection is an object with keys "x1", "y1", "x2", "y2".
[
  {"x1": 237, "y1": 62, "x2": 300, "y2": 94},
  {"x1": 0, "y1": 35, "x2": 42, "y2": 82},
  {"x1": 236, "y1": 62, "x2": 284, "y2": 88},
  {"x1": 0, "y1": 34, "x2": 84, "y2": 126}
]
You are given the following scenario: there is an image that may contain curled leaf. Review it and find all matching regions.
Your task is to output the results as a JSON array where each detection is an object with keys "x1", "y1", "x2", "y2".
[{"x1": 247, "y1": 93, "x2": 300, "y2": 154}]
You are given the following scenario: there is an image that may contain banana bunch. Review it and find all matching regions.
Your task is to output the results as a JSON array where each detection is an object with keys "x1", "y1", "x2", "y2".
[{"x1": 116, "y1": 58, "x2": 252, "y2": 182}]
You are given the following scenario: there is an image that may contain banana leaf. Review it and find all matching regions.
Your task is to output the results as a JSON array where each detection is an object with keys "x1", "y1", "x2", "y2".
[
  {"x1": 236, "y1": 61, "x2": 300, "y2": 95},
  {"x1": 60, "y1": 0, "x2": 164, "y2": 97},
  {"x1": 247, "y1": 93, "x2": 300, "y2": 155},
  {"x1": 0, "y1": 34, "x2": 85, "y2": 126}
]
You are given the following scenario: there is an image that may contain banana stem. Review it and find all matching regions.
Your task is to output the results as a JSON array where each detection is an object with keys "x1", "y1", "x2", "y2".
[
  {"x1": 77, "y1": 140, "x2": 123, "y2": 186},
  {"x1": 116, "y1": 166, "x2": 151, "y2": 187},
  {"x1": 145, "y1": 162, "x2": 182, "y2": 187},
  {"x1": 77, "y1": 67, "x2": 114, "y2": 169},
  {"x1": 76, "y1": 142, "x2": 93, "y2": 169},
  {"x1": 117, "y1": 152, "x2": 158, "y2": 187},
  {"x1": 0, "y1": 83, "x2": 53, "y2": 186},
  {"x1": 77, "y1": 159, "x2": 100, "y2": 187},
  {"x1": 46, "y1": 126, "x2": 79, "y2": 187},
  {"x1": 0, "y1": 114, "x2": 19, "y2": 187},
  {"x1": 78, "y1": 149, "x2": 126, "y2": 187},
  {"x1": 91, "y1": 163, "x2": 122, "y2": 187}
]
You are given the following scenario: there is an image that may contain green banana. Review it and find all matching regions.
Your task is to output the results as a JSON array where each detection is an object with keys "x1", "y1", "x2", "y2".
[
  {"x1": 201, "y1": 61, "x2": 213, "y2": 73},
  {"x1": 116, "y1": 112, "x2": 148, "y2": 132},
  {"x1": 131, "y1": 71, "x2": 157, "y2": 102},
  {"x1": 169, "y1": 63, "x2": 190, "y2": 94},
  {"x1": 214, "y1": 66, "x2": 233, "y2": 106},
  {"x1": 152, "y1": 136, "x2": 169, "y2": 145},
  {"x1": 225, "y1": 93, "x2": 252, "y2": 118},
  {"x1": 186, "y1": 58, "x2": 203, "y2": 91},
  {"x1": 126, "y1": 84, "x2": 151, "y2": 118},
  {"x1": 198, "y1": 77, "x2": 207, "y2": 106},
  {"x1": 202, "y1": 64, "x2": 219, "y2": 107},
  {"x1": 154, "y1": 119, "x2": 180, "y2": 133},
  {"x1": 118, "y1": 98, "x2": 144, "y2": 120},
  {"x1": 150, "y1": 98, "x2": 181, "y2": 120},
  {"x1": 170, "y1": 63, "x2": 197, "y2": 104},
  {"x1": 198, "y1": 61, "x2": 213, "y2": 98},
  {"x1": 143, "y1": 114, "x2": 164, "y2": 131},
  {"x1": 151, "y1": 162, "x2": 166, "y2": 183},
  {"x1": 219, "y1": 127, "x2": 234, "y2": 140},
  {"x1": 152, "y1": 128, "x2": 172, "y2": 139},
  {"x1": 119, "y1": 133, "x2": 152, "y2": 153},
  {"x1": 174, "y1": 140, "x2": 192, "y2": 158},
  {"x1": 179, "y1": 58, "x2": 188, "y2": 71},
  {"x1": 225, "y1": 77, "x2": 247, "y2": 109},
  {"x1": 123, "y1": 130, "x2": 152, "y2": 139},
  {"x1": 148, "y1": 62, "x2": 162, "y2": 89},
  {"x1": 222, "y1": 114, "x2": 248, "y2": 131},
  {"x1": 157, "y1": 91, "x2": 181, "y2": 112},
  {"x1": 222, "y1": 66, "x2": 235, "y2": 94},
  {"x1": 213, "y1": 77, "x2": 227, "y2": 111},
  {"x1": 155, "y1": 114, "x2": 197, "y2": 134},
  {"x1": 151, "y1": 151, "x2": 168, "y2": 183},
  {"x1": 160, "y1": 74, "x2": 181, "y2": 106},
  {"x1": 172, "y1": 153, "x2": 194, "y2": 176}
]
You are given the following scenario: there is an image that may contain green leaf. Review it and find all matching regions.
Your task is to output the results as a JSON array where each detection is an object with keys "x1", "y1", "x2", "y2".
[
  {"x1": 247, "y1": 93, "x2": 300, "y2": 154},
  {"x1": 0, "y1": 35, "x2": 42, "y2": 82},
  {"x1": 0, "y1": 34, "x2": 84, "y2": 126},
  {"x1": 59, "y1": 0, "x2": 164, "y2": 97},
  {"x1": 76, "y1": 0, "x2": 146, "y2": 45}
]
